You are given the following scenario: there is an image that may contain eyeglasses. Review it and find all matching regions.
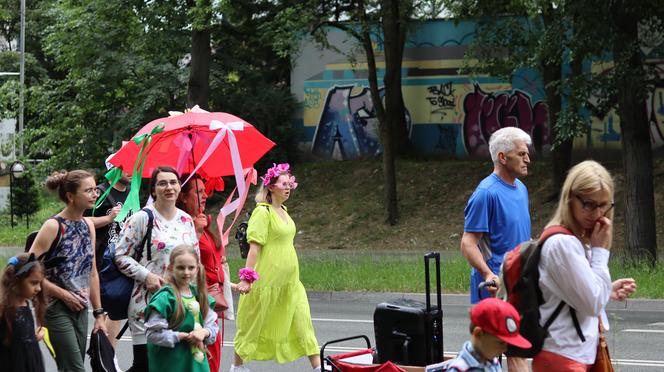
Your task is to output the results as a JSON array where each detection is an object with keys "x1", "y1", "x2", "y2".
[
  {"x1": 80, "y1": 187, "x2": 100, "y2": 197},
  {"x1": 575, "y1": 195, "x2": 614, "y2": 214},
  {"x1": 156, "y1": 180, "x2": 180, "y2": 188}
]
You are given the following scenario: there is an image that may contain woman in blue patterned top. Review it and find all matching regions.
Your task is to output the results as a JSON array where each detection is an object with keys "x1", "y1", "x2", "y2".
[{"x1": 29, "y1": 170, "x2": 107, "y2": 372}]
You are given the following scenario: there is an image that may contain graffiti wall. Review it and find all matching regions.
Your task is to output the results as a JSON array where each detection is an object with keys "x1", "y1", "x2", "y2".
[{"x1": 291, "y1": 20, "x2": 664, "y2": 159}]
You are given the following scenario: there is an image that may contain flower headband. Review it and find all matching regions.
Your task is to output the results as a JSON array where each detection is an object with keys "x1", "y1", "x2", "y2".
[{"x1": 261, "y1": 163, "x2": 298, "y2": 189}]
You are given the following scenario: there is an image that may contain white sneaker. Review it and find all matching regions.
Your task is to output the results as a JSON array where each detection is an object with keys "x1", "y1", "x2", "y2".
[{"x1": 229, "y1": 364, "x2": 250, "y2": 372}]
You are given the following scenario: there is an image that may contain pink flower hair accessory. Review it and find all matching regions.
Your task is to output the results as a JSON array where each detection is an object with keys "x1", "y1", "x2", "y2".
[
  {"x1": 238, "y1": 268, "x2": 260, "y2": 283},
  {"x1": 261, "y1": 163, "x2": 297, "y2": 189}
]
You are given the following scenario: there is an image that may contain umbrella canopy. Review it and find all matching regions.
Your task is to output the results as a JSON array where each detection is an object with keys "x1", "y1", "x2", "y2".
[
  {"x1": 109, "y1": 110, "x2": 275, "y2": 178},
  {"x1": 107, "y1": 106, "x2": 272, "y2": 224}
]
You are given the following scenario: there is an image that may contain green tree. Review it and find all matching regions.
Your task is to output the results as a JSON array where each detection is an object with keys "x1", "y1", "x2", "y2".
[
  {"x1": 602, "y1": 1, "x2": 661, "y2": 263},
  {"x1": 12, "y1": 167, "x2": 40, "y2": 228},
  {"x1": 267, "y1": 0, "x2": 444, "y2": 225},
  {"x1": 448, "y1": 0, "x2": 661, "y2": 263},
  {"x1": 445, "y1": 1, "x2": 582, "y2": 197}
]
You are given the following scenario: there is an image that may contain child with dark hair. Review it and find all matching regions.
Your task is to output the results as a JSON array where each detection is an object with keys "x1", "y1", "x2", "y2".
[
  {"x1": 0, "y1": 253, "x2": 47, "y2": 372},
  {"x1": 438, "y1": 298, "x2": 531, "y2": 372},
  {"x1": 145, "y1": 245, "x2": 218, "y2": 372}
]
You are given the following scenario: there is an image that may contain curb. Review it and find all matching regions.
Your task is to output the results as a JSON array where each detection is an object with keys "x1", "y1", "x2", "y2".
[{"x1": 307, "y1": 290, "x2": 664, "y2": 311}]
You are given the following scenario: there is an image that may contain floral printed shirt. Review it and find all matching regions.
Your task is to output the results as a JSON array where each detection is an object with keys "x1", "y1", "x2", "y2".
[{"x1": 114, "y1": 206, "x2": 199, "y2": 343}]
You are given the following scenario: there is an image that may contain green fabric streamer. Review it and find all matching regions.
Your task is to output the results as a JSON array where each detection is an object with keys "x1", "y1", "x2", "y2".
[
  {"x1": 93, "y1": 167, "x2": 123, "y2": 213},
  {"x1": 115, "y1": 125, "x2": 164, "y2": 222}
]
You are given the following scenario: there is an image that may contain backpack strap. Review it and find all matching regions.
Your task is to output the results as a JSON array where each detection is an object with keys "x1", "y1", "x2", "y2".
[
  {"x1": 37, "y1": 216, "x2": 65, "y2": 261},
  {"x1": 539, "y1": 226, "x2": 573, "y2": 241},
  {"x1": 570, "y1": 308, "x2": 586, "y2": 342},
  {"x1": 543, "y1": 301, "x2": 566, "y2": 330},
  {"x1": 133, "y1": 208, "x2": 155, "y2": 262},
  {"x1": 539, "y1": 226, "x2": 586, "y2": 343}
]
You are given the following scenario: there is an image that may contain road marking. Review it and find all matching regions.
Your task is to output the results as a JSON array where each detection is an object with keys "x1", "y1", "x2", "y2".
[
  {"x1": 312, "y1": 317, "x2": 373, "y2": 323},
  {"x1": 622, "y1": 329, "x2": 664, "y2": 333}
]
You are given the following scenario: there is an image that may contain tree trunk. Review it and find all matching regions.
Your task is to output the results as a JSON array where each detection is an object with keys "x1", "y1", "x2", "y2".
[
  {"x1": 542, "y1": 60, "x2": 572, "y2": 199},
  {"x1": 379, "y1": 0, "x2": 406, "y2": 224},
  {"x1": 541, "y1": 6, "x2": 572, "y2": 200},
  {"x1": 613, "y1": 9, "x2": 657, "y2": 264},
  {"x1": 359, "y1": 3, "x2": 398, "y2": 225},
  {"x1": 187, "y1": 29, "x2": 211, "y2": 109},
  {"x1": 187, "y1": 1, "x2": 211, "y2": 109}
]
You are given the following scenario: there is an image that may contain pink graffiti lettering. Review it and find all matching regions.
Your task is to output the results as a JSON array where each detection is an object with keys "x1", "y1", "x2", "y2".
[{"x1": 463, "y1": 84, "x2": 549, "y2": 157}]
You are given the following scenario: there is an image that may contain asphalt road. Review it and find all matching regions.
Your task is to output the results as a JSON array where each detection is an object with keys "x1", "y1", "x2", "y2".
[{"x1": 40, "y1": 291, "x2": 664, "y2": 372}]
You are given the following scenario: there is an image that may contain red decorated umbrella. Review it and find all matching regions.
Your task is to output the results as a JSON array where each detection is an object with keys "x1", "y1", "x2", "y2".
[
  {"x1": 109, "y1": 108, "x2": 274, "y2": 178},
  {"x1": 108, "y1": 106, "x2": 271, "y2": 238}
]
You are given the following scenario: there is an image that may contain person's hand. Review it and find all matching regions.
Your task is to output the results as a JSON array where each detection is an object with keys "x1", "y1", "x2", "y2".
[
  {"x1": 221, "y1": 256, "x2": 227, "y2": 264},
  {"x1": 230, "y1": 282, "x2": 239, "y2": 292},
  {"x1": 36, "y1": 326, "x2": 45, "y2": 341},
  {"x1": 92, "y1": 315, "x2": 108, "y2": 335},
  {"x1": 60, "y1": 291, "x2": 85, "y2": 312},
  {"x1": 109, "y1": 205, "x2": 122, "y2": 219},
  {"x1": 193, "y1": 213, "x2": 208, "y2": 234},
  {"x1": 611, "y1": 278, "x2": 636, "y2": 301},
  {"x1": 145, "y1": 273, "x2": 165, "y2": 293},
  {"x1": 185, "y1": 328, "x2": 210, "y2": 344},
  {"x1": 482, "y1": 273, "x2": 500, "y2": 296},
  {"x1": 590, "y1": 216, "x2": 613, "y2": 249},
  {"x1": 237, "y1": 280, "x2": 251, "y2": 294}
]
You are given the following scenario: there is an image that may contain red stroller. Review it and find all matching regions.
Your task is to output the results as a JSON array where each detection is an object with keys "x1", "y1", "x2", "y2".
[{"x1": 321, "y1": 335, "x2": 408, "y2": 372}]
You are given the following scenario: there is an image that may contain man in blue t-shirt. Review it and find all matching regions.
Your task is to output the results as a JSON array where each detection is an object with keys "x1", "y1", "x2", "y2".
[{"x1": 461, "y1": 127, "x2": 532, "y2": 305}]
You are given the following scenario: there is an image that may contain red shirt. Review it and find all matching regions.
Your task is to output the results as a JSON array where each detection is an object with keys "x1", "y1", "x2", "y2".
[{"x1": 199, "y1": 228, "x2": 224, "y2": 286}]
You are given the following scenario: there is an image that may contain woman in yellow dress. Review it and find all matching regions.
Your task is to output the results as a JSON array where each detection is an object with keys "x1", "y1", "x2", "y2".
[{"x1": 230, "y1": 163, "x2": 320, "y2": 372}]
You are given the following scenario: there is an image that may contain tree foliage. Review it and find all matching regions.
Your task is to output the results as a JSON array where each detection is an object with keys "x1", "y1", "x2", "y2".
[
  {"x1": 0, "y1": 0, "x2": 300, "y2": 177},
  {"x1": 447, "y1": 0, "x2": 663, "y2": 263}
]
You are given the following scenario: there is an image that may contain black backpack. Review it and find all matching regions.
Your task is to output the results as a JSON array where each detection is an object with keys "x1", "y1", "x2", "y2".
[
  {"x1": 87, "y1": 329, "x2": 117, "y2": 372},
  {"x1": 500, "y1": 226, "x2": 586, "y2": 357},
  {"x1": 234, "y1": 221, "x2": 250, "y2": 259}
]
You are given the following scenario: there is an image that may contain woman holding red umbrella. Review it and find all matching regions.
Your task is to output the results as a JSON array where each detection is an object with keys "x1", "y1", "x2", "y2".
[{"x1": 177, "y1": 174, "x2": 233, "y2": 372}]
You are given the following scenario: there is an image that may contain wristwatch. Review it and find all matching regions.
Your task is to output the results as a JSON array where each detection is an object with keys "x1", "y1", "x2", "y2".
[{"x1": 93, "y1": 308, "x2": 105, "y2": 317}]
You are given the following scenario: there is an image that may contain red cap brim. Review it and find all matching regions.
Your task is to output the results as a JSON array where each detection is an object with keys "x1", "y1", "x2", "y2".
[{"x1": 499, "y1": 334, "x2": 532, "y2": 349}]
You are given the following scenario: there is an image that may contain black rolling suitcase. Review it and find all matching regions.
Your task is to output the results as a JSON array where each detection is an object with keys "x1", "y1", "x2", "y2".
[{"x1": 373, "y1": 251, "x2": 443, "y2": 366}]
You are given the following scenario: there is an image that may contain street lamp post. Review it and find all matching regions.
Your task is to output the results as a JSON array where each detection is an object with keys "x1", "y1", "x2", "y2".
[{"x1": 9, "y1": 161, "x2": 25, "y2": 228}]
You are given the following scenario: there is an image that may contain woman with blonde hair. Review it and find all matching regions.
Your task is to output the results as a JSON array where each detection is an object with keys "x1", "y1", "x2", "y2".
[
  {"x1": 532, "y1": 160, "x2": 636, "y2": 371},
  {"x1": 230, "y1": 163, "x2": 320, "y2": 372}
]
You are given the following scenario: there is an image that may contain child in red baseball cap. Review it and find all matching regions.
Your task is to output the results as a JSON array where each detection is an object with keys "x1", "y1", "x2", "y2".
[{"x1": 437, "y1": 298, "x2": 531, "y2": 371}]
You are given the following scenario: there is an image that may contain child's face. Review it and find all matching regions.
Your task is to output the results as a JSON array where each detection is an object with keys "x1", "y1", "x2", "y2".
[
  {"x1": 475, "y1": 329, "x2": 508, "y2": 360},
  {"x1": 19, "y1": 269, "x2": 44, "y2": 301},
  {"x1": 170, "y1": 253, "x2": 198, "y2": 286}
]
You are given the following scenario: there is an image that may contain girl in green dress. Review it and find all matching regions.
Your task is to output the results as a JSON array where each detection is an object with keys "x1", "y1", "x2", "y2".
[
  {"x1": 145, "y1": 245, "x2": 218, "y2": 372},
  {"x1": 231, "y1": 163, "x2": 321, "y2": 372}
]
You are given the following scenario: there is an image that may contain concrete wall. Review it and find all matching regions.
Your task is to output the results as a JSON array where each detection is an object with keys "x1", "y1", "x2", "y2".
[{"x1": 291, "y1": 19, "x2": 664, "y2": 160}]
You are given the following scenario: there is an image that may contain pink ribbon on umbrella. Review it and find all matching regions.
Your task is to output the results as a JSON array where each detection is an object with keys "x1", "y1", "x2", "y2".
[
  {"x1": 181, "y1": 118, "x2": 254, "y2": 247},
  {"x1": 216, "y1": 167, "x2": 257, "y2": 247},
  {"x1": 173, "y1": 130, "x2": 212, "y2": 175}
]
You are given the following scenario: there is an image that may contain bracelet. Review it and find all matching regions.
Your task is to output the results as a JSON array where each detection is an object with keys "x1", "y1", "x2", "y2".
[
  {"x1": 238, "y1": 268, "x2": 259, "y2": 284},
  {"x1": 93, "y1": 308, "x2": 105, "y2": 317}
]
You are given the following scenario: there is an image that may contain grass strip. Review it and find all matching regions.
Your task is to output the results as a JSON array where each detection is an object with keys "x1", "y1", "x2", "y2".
[{"x1": 228, "y1": 250, "x2": 664, "y2": 298}]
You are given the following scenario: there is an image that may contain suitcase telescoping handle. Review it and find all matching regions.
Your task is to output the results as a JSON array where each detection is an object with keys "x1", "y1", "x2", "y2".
[{"x1": 424, "y1": 251, "x2": 442, "y2": 312}]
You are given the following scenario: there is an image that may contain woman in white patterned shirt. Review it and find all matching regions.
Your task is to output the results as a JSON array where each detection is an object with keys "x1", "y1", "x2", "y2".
[{"x1": 115, "y1": 166, "x2": 202, "y2": 372}]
